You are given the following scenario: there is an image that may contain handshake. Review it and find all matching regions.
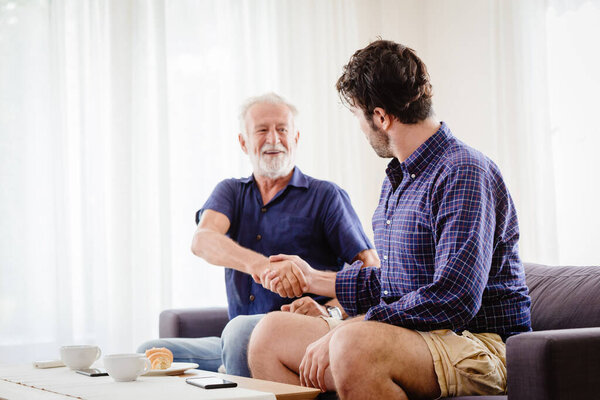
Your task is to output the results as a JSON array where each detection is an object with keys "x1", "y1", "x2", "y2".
[{"x1": 252, "y1": 254, "x2": 314, "y2": 298}]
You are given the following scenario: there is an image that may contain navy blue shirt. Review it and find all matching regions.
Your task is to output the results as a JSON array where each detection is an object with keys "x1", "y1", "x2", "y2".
[{"x1": 198, "y1": 167, "x2": 373, "y2": 319}]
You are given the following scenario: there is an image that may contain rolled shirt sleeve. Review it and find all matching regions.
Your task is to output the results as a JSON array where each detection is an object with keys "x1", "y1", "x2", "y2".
[{"x1": 336, "y1": 262, "x2": 382, "y2": 317}]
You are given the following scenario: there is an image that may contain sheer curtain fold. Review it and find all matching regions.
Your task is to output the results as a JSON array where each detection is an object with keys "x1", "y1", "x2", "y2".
[
  {"x1": 491, "y1": 0, "x2": 559, "y2": 264},
  {"x1": 546, "y1": 0, "x2": 600, "y2": 264},
  {"x1": 1, "y1": 0, "x2": 172, "y2": 362}
]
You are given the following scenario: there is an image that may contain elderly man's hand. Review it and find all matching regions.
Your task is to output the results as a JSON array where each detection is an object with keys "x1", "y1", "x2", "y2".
[
  {"x1": 259, "y1": 257, "x2": 309, "y2": 298},
  {"x1": 281, "y1": 297, "x2": 328, "y2": 317}
]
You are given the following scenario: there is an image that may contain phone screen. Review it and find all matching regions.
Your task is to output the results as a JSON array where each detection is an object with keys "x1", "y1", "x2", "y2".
[{"x1": 186, "y1": 376, "x2": 237, "y2": 389}]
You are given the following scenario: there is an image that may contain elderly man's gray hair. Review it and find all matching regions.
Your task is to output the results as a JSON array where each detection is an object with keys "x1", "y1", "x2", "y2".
[{"x1": 239, "y1": 92, "x2": 298, "y2": 136}]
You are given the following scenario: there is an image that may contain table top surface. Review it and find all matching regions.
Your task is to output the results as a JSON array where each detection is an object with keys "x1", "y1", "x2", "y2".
[
  {"x1": 0, "y1": 364, "x2": 321, "y2": 400},
  {"x1": 193, "y1": 369, "x2": 321, "y2": 400}
]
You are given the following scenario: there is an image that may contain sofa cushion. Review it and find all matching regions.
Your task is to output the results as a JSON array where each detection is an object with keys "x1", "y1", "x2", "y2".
[{"x1": 524, "y1": 263, "x2": 600, "y2": 331}]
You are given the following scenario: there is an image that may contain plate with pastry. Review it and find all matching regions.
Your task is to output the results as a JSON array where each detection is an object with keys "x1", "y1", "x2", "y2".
[{"x1": 142, "y1": 347, "x2": 199, "y2": 376}]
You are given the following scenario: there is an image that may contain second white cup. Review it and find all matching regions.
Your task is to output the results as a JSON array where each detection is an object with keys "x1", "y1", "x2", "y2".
[
  {"x1": 60, "y1": 345, "x2": 102, "y2": 370},
  {"x1": 104, "y1": 354, "x2": 151, "y2": 382}
]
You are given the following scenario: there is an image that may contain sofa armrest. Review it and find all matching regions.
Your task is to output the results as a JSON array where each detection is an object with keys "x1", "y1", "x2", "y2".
[
  {"x1": 159, "y1": 307, "x2": 229, "y2": 338},
  {"x1": 506, "y1": 327, "x2": 600, "y2": 400}
]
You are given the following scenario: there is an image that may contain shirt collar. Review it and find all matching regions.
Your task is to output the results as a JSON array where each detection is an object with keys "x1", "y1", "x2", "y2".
[
  {"x1": 240, "y1": 166, "x2": 309, "y2": 189},
  {"x1": 386, "y1": 121, "x2": 452, "y2": 186},
  {"x1": 287, "y1": 166, "x2": 310, "y2": 189}
]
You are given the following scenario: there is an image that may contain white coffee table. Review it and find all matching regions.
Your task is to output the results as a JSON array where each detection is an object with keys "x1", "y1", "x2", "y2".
[{"x1": 0, "y1": 364, "x2": 320, "y2": 400}]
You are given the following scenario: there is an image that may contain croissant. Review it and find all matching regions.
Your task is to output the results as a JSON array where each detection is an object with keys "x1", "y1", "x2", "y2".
[{"x1": 145, "y1": 347, "x2": 173, "y2": 370}]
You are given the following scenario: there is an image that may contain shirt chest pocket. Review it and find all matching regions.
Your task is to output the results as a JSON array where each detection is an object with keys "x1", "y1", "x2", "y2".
[
  {"x1": 393, "y1": 208, "x2": 434, "y2": 255},
  {"x1": 268, "y1": 216, "x2": 316, "y2": 254}
]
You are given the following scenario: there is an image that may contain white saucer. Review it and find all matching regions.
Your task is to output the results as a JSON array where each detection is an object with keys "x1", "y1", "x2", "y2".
[{"x1": 143, "y1": 362, "x2": 199, "y2": 376}]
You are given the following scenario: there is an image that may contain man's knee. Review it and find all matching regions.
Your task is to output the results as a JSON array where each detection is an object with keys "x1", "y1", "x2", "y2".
[
  {"x1": 329, "y1": 322, "x2": 391, "y2": 387},
  {"x1": 330, "y1": 324, "x2": 371, "y2": 373},
  {"x1": 248, "y1": 312, "x2": 286, "y2": 354},
  {"x1": 221, "y1": 314, "x2": 264, "y2": 376},
  {"x1": 247, "y1": 312, "x2": 293, "y2": 372},
  {"x1": 222, "y1": 314, "x2": 263, "y2": 351}
]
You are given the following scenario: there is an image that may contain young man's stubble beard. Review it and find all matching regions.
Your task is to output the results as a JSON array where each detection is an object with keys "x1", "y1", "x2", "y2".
[{"x1": 366, "y1": 124, "x2": 394, "y2": 159}]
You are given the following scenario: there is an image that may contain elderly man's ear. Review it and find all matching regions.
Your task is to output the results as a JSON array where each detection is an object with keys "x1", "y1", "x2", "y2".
[{"x1": 238, "y1": 133, "x2": 249, "y2": 154}]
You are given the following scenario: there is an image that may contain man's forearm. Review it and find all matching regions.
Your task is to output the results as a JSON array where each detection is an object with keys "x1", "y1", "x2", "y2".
[
  {"x1": 191, "y1": 229, "x2": 267, "y2": 275},
  {"x1": 308, "y1": 269, "x2": 337, "y2": 298}
]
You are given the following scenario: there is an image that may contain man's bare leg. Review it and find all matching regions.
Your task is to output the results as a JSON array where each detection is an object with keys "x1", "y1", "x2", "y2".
[
  {"x1": 329, "y1": 321, "x2": 440, "y2": 400},
  {"x1": 248, "y1": 312, "x2": 331, "y2": 386}
]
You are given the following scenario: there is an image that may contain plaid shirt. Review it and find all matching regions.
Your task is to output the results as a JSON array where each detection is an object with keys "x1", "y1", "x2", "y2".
[{"x1": 336, "y1": 122, "x2": 531, "y2": 338}]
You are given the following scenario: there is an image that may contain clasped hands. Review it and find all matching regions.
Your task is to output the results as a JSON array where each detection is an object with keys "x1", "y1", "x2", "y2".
[
  {"x1": 252, "y1": 254, "x2": 313, "y2": 298},
  {"x1": 252, "y1": 254, "x2": 328, "y2": 317}
]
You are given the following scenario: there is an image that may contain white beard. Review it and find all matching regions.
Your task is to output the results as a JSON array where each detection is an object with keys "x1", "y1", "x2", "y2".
[{"x1": 249, "y1": 143, "x2": 294, "y2": 179}]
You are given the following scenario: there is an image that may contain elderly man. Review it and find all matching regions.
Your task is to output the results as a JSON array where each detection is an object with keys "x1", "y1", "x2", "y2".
[
  {"x1": 138, "y1": 93, "x2": 378, "y2": 377},
  {"x1": 249, "y1": 41, "x2": 531, "y2": 399}
]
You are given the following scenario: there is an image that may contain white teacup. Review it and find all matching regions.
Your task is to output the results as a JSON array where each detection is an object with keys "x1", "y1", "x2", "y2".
[
  {"x1": 104, "y1": 354, "x2": 151, "y2": 382},
  {"x1": 60, "y1": 345, "x2": 102, "y2": 370}
]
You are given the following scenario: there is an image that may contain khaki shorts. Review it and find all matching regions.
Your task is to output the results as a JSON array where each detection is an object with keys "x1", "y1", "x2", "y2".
[
  {"x1": 321, "y1": 318, "x2": 506, "y2": 397},
  {"x1": 417, "y1": 329, "x2": 507, "y2": 398}
]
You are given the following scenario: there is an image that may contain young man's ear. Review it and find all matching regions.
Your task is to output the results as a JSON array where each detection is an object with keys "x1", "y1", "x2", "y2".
[
  {"x1": 238, "y1": 133, "x2": 249, "y2": 154},
  {"x1": 372, "y1": 107, "x2": 392, "y2": 131}
]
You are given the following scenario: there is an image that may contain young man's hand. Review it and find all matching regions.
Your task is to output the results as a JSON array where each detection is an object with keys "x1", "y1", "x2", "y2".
[{"x1": 299, "y1": 329, "x2": 334, "y2": 392}]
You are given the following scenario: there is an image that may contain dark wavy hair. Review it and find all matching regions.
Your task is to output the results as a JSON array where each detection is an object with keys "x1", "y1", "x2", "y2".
[{"x1": 336, "y1": 40, "x2": 433, "y2": 125}]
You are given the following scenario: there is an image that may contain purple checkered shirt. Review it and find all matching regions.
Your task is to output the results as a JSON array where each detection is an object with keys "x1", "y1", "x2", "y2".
[{"x1": 336, "y1": 122, "x2": 531, "y2": 339}]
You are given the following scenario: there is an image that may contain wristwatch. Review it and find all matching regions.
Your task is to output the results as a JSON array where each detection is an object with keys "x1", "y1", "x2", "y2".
[{"x1": 326, "y1": 305, "x2": 343, "y2": 320}]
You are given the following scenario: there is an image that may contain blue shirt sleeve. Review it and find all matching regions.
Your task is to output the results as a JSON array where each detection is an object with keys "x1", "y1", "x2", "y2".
[
  {"x1": 196, "y1": 179, "x2": 238, "y2": 226},
  {"x1": 319, "y1": 183, "x2": 374, "y2": 264},
  {"x1": 339, "y1": 165, "x2": 496, "y2": 330}
]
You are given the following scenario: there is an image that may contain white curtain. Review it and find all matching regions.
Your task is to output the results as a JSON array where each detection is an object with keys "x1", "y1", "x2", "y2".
[
  {"x1": 1, "y1": 0, "x2": 599, "y2": 365},
  {"x1": 546, "y1": 0, "x2": 600, "y2": 265},
  {"x1": 489, "y1": 0, "x2": 559, "y2": 264},
  {"x1": 1, "y1": 0, "x2": 175, "y2": 363}
]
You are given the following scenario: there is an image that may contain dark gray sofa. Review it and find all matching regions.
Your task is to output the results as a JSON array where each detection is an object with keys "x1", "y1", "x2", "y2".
[{"x1": 160, "y1": 263, "x2": 600, "y2": 399}]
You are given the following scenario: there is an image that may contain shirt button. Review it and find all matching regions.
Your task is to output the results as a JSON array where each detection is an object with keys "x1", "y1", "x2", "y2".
[
  {"x1": 386, "y1": 220, "x2": 391, "y2": 225},
  {"x1": 383, "y1": 255, "x2": 388, "y2": 260},
  {"x1": 256, "y1": 234, "x2": 262, "y2": 240},
  {"x1": 261, "y1": 207, "x2": 267, "y2": 213},
  {"x1": 383, "y1": 290, "x2": 389, "y2": 295},
  {"x1": 249, "y1": 294, "x2": 255, "y2": 302},
  {"x1": 411, "y1": 173, "x2": 416, "y2": 179}
]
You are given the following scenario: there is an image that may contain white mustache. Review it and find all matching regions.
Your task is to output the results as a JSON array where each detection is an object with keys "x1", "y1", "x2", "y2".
[{"x1": 261, "y1": 144, "x2": 287, "y2": 154}]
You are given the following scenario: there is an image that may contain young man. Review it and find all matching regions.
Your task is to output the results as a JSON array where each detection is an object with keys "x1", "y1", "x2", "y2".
[
  {"x1": 248, "y1": 41, "x2": 531, "y2": 399},
  {"x1": 138, "y1": 93, "x2": 378, "y2": 377}
]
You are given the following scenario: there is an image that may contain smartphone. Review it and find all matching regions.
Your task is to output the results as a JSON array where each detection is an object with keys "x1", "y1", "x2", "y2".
[
  {"x1": 76, "y1": 368, "x2": 108, "y2": 377},
  {"x1": 186, "y1": 376, "x2": 238, "y2": 389}
]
